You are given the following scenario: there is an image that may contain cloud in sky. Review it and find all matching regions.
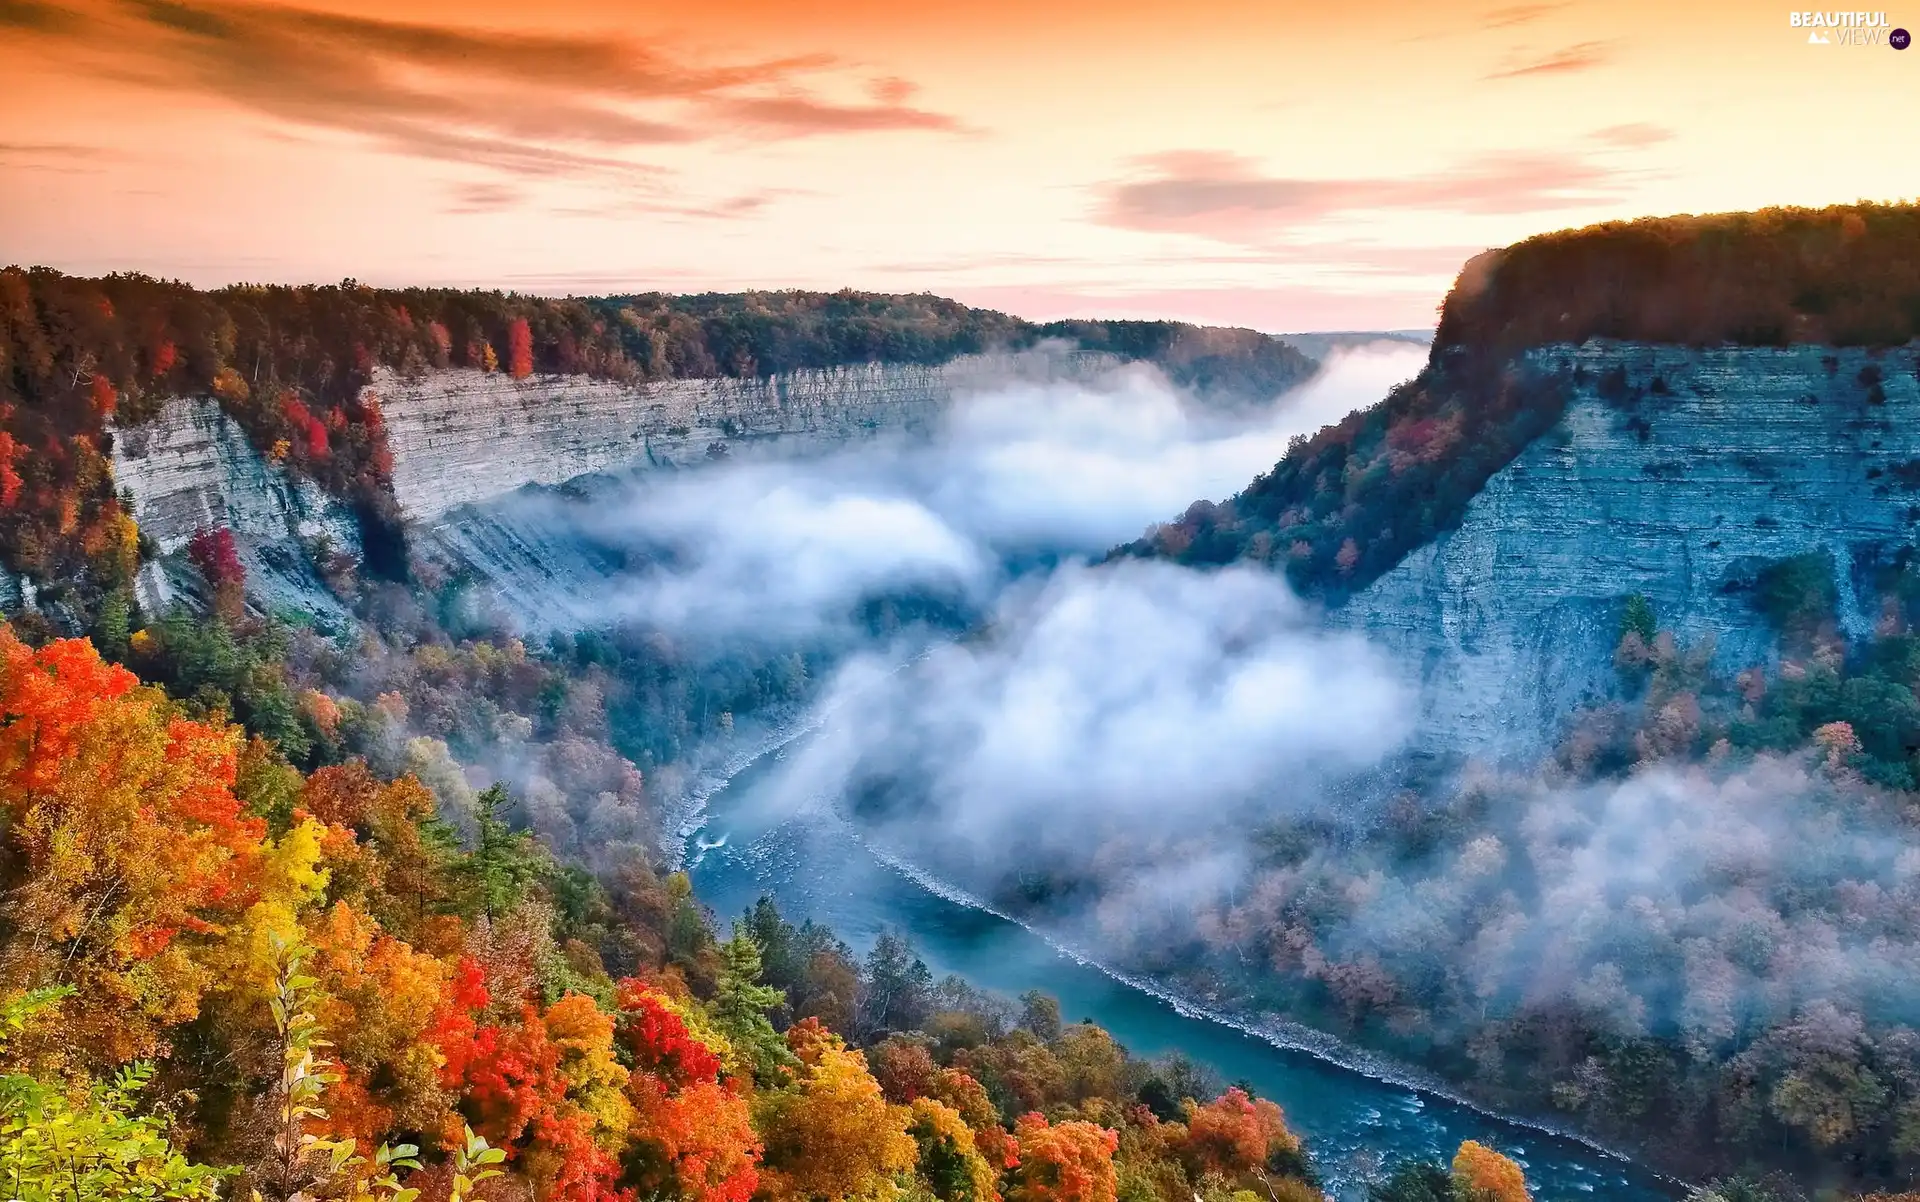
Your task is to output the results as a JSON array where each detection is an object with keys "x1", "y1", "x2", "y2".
[
  {"x1": 1591, "y1": 122, "x2": 1674, "y2": 148},
  {"x1": 0, "y1": 0, "x2": 77, "y2": 30},
  {"x1": 1096, "y1": 148, "x2": 1630, "y2": 244},
  {"x1": 7, "y1": 0, "x2": 967, "y2": 184},
  {"x1": 1480, "y1": 3, "x2": 1571, "y2": 30},
  {"x1": 1484, "y1": 38, "x2": 1618, "y2": 79}
]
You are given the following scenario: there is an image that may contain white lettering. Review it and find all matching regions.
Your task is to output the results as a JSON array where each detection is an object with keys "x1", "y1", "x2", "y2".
[{"x1": 1791, "y1": 10, "x2": 1802, "y2": 23}]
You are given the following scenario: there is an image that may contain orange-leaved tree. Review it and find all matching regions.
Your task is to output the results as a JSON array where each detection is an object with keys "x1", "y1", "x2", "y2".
[
  {"x1": 1181, "y1": 1086, "x2": 1306, "y2": 1185},
  {"x1": 619, "y1": 981, "x2": 761, "y2": 1202},
  {"x1": 1008, "y1": 1114, "x2": 1118, "y2": 1202},
  {"x1": 0, "y1": 627, "x2": 267, "y2": 1067},
  {"x1": 1452, "y1": 1140, "x2": 1531, "y2": 1202}
]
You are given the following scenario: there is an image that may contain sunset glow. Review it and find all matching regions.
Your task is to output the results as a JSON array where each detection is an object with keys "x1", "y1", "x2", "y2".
[{"x1": 4, "y1": 0, "x2": 1915, "y2": 329}]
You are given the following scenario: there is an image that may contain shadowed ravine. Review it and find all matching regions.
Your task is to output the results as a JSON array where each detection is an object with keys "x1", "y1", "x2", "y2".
[{"x1": 684, "y1": 737, "x2": 1681, "y2": 1202}]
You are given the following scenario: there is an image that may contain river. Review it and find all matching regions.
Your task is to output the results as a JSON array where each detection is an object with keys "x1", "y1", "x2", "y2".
[{"x1": 684, "y1": 739, "x2": 1682, "y2": 1202}]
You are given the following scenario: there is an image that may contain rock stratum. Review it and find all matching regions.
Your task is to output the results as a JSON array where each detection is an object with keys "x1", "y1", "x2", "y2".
[
  {"x1": 96, "y1": 205, "x2": 1920, "y2": 763},
  {"x1": 108, "y1": 348, "x2": 1127, "y2": 624},
  {"x1": 374, "y1": 352, "x2": 1123, "y2": 523},
  {"x1": 1340, "y1": 342, "x2": 1920, "y2": 755}
]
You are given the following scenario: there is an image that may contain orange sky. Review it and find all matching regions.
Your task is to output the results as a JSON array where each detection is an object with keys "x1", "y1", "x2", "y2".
[{"x1": 2, "y1": 0, "x2": 1915, "y2": 330}]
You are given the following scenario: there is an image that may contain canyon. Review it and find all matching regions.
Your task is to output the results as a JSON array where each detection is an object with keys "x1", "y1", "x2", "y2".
[
  {"x1": 106, "y1": 338, "x2": 1920, "y2": 762},
  {"x1": 107, "y1": 348, "x2": 1124, "y2": 628},
  {"x1": 1341, "y1": 342, "x2": 1920, "y2": 757}
]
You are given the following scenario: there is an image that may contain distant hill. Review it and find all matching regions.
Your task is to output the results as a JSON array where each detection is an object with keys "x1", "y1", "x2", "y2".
[
  {"x1": 1276, "y1": 329, "x2": 1432, "y2": 360},
  {"x1": 0, "y1": 271, "x2": 1314, "y2": 618},
  {"x1": 1118, "y1": 202, "x2": 1920, "y2": 599}
]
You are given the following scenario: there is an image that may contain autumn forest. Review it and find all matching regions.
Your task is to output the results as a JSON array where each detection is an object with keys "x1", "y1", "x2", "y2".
[{"x1": 9, "y1": 204, "x2": 1920, "y2": 1202}]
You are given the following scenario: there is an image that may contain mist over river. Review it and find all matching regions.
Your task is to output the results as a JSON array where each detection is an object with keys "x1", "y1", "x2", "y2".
[{"x1": 685, "y1": 738, "x2": 1680, "y2": 1202}]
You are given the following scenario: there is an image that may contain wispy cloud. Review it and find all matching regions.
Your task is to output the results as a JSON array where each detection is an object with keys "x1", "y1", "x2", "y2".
[
  {"x1": 1095, "y1": 148, "x2": 1630, "y2": 244},
  {"x1": 715, "y1": 93, "x2": 968, "y2": 136},
  {"x1": 0, "y1": 0, "x2": 77, "y2": 30},
  {"x1": 547, "y1": 188, "x2": 804, "y2": 222},
  {"x1": 7, "y1": 0, "x2": 969, "y2": 185},
  {"x1": 0, "y1": 140, "x2": 113, "y2": 173},
  {"x1": 1481, "y1": 3, "x2": 1570, "y2": 30},
  {"x1": 444, "y1": 182, "x2": 524, "y2": 215},
  {"x1": 1484, "y1": 38, "x2": 1617, "y2": 79},
  {"x1": 1591, "y1": 122, "x2": 1673, "y2": 148}
]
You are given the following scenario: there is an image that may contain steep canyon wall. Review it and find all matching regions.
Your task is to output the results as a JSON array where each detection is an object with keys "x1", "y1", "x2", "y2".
[
  {"x1": 107, "y1": 339, "x2": 1920, "y2": 761},
  {"x1": 1339, "y1": 342, "x2": 1920, "y2": 757},
  {"x1": 376, "y1": 351, "x2": 1123, "y2": 523},
  {"x1": 109, "y1": 350, "x2": 1125, "y2": 623}
]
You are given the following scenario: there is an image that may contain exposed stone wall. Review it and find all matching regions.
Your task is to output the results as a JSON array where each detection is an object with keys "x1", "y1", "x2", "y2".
[
  {"x1": 375, "y1": 351, "x2": 1125, "y2": 523},
  {"x1": 1339, "y1": 342, "x2": 1920, "y2": 757},
  {"x1": 109, "y1": 399, "x2": 360, "y2": 621},
  {"x1": 107, "y1": 349, "x2": 1126, "y2": 622}
]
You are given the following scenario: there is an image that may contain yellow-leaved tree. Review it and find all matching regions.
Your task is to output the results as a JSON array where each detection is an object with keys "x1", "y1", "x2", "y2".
[{"x1": 756, "y1": 1018, "x2": 916, "y2": 1200}]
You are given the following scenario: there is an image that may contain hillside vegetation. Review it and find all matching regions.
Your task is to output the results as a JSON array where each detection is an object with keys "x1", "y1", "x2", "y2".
[
  {"x1": 1122, "y1": 203, "x2": 1920, "y2": 600},
  {"x1": 0, "y1": 620, "x2": 1340, "y2": 1202},
  {"x1": 0, "y1": 269, "x2": 1313, "y2": 617}
]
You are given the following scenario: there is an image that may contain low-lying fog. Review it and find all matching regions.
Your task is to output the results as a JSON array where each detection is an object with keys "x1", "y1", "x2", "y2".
[{"x1": 568, "y1": 340, "x2": 1428, "y2": 642}]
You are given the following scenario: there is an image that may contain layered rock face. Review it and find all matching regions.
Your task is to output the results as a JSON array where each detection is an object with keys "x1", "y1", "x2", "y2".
[
  {"x1": 109, "y1": 399, "x2": 360, "y2": 622},
  {"x1": 107, "y1": 349, "x2": 1125, "y2": 623},
  {"x1": 1340, "y1": 342, "x2": 1920, "y2": 757},
  {"x1": 376, "y1": 351, "x2": 1122, "y2": 523}
]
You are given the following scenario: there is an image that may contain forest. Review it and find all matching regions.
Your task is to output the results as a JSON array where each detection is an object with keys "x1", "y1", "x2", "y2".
[
  {"x1": 959, "y1": 554, "x2": 1920, "y2": 1190},
  {"x1": 7, "y1": 622, "x2": 1919, "y2": 1202},
  {"x1": 0, "y1": 267, "x2": 1313, "y2": 618},
  {"x1": 1121, "y1": 203, "x2": 1920, "y2": 600},
  {"x1": 0, "y1": 617, "x2": 1353, "y2": 1202}
]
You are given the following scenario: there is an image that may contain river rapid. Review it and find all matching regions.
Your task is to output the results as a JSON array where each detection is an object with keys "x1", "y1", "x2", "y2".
[{"x1": 683, "y1": 738, "x2": 1682, "y2": 1202}]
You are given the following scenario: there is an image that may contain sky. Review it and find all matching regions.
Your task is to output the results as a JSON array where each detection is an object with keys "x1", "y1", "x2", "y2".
[{"x1": 2, "y1": 0, "x2": 1916, "y2": 331}]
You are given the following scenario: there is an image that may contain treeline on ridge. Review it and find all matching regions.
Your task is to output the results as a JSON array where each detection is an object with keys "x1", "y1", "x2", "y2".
[
  {"x1": 0, "y1": 267, "x2": 1312, "y2": 616},
  {"x1": 1123, "y1": 203, "x2": 1920, "y2": 601},
  {"x1": 0, "y1": 619, "x2": 1339, "y2": 1202}
]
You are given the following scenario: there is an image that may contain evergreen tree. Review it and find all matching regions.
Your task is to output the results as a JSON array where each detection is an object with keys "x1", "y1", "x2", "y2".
[
  {"x1": 861, "y1": 929, "x2": 934, "y2": 1038},
  {"x1": 713, "y1": 924, "x2": 798, "y2": 1084},
  {"x1": 465, "y1": 783, "x2": 545, "y2": 923}
]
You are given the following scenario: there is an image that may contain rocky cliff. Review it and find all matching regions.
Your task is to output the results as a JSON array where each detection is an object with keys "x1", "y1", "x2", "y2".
[
  {"x1": 377, "y1": 350, "x2": 1123, "y2": 523},
  {"x1": 106, "y1": 348, "x2": 1128, "y2": 622},
  {"x1": 1338, "y1": 342, "x2": 1920, "y2": 756},
  {"x1": 110, "y1": 399, "x2": 361, "y2": 625}
]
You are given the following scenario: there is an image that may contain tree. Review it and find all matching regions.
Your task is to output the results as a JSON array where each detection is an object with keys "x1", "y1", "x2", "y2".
[
  {"x1": 712, "y1": 926, "x2": 798, "y2": 1085},
  {"x1": 910, "y1": 1097, "x2": 999, "y2": 1202},
  {"x1": 463, "y1": 783, "x2": 545, "y2": 923},
  {"x1": 1007, "y1": 1114, "x2": 1117, "y2": 1202},
  {"x1": 187, "y1": 525, "x2": 245, "y2": 618},
  {"x1": 756, "y1": 1025, "x2": 915, "y2": 1201},
  {"x1": 0, "y1": 629, "x2": 267, "y2": 1066},
  {"x1": 1019, "y1": 992, "x2": 1062, "y2": 1042},
  {"x1": 1450, "y1": 1141, "x2": 1530, "y2": 1202},
  {"x1": 0, "y1": 986, "x2": 232, "y2": 1201},
  {"x1": 618, "y1": 980, "x2": 761, "y2": 1202},
  {"x1": 925, "y1": 1069, "x2": 1018, "y2": 1172},
  {"x1": 507, "y1": 318, "x2": 534, "y2": 379},
  {"x1": 871, "y1": 1037, "x2": 938, "y2": 1104},
  {"x1": 1181, "y1": 1087, "x2": 1306, "y2": 1185},
  {"x1": 862, "y1": 930, "x2": 934, "y2": 1037},
  {"x1": 1367, "y1": 1161, "x2": 1453, "y2": 1202}
]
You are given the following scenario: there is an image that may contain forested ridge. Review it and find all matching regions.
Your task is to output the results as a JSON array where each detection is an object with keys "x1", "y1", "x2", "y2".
[
  {"x1": 0, "y1": 267, "x2": 1312, "y2": 618},
  {"x1": 1122, "y1": 203, "x2": 1920, "y2": 601},
  {"x1": 948, "y1": 561, "x2": 1920, "y2": 1193}
]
